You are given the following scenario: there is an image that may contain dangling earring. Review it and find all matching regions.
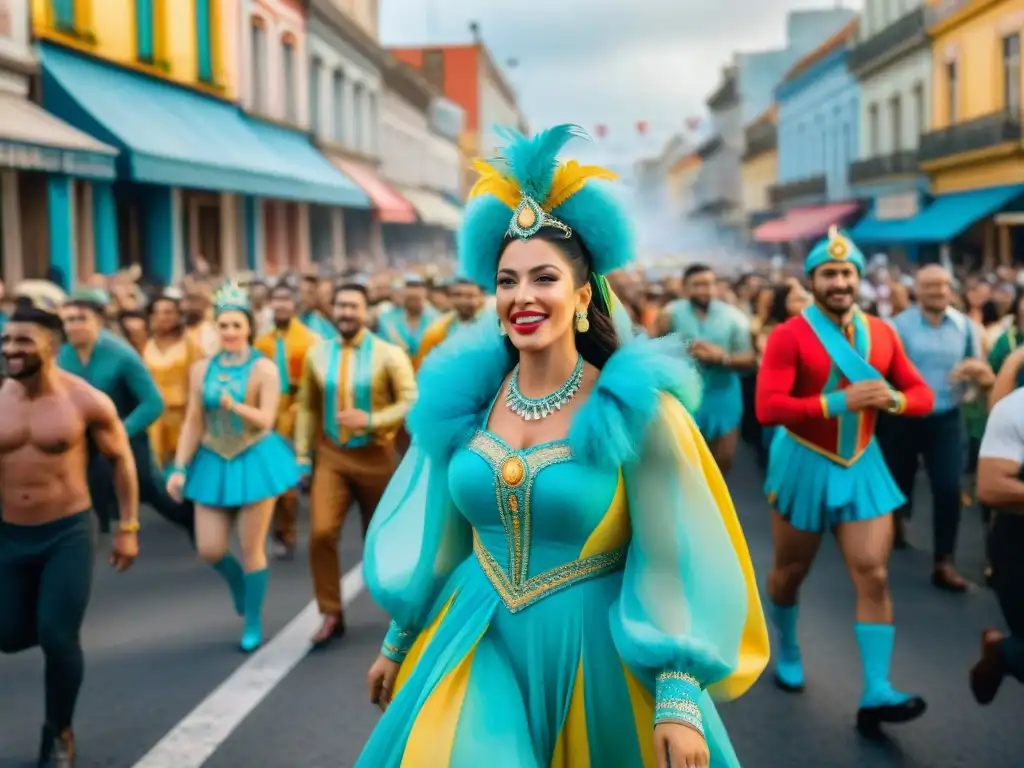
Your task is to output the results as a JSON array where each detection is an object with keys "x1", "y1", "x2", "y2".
[
  {"x1": 574, "y1": 308, "x2": 590, "y2": 333},
  {"x1": 498, "y1": 318, "x2": 507, "y2": 336}
]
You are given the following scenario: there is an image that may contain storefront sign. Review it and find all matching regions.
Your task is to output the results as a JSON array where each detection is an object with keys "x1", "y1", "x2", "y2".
[
  {"x1": 874, "y1": 192, "x2": 919, "y2": 221},
  {"x1": 0, "y1": 140, "x2": 115, "y2": 178}
]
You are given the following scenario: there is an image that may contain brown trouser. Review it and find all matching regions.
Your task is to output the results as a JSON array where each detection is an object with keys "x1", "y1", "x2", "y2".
[
  {"x1": 309, "y1": 439, "x2": 397, "y2": 615},
  {"x1": 272, "y1": 488, "x2": 299, "y2": 546}
]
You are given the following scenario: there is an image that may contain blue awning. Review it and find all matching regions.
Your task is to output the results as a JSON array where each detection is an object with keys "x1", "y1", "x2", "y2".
[
  {"x1": 847, "y1": 209, "x2": 916, "y2": 245},
  {"x1": 39, "y1": 44, "x2": 369, "y2": 208},
  {"x1": 855, "y1": 184, "x2": 1024, "y2": 244}
]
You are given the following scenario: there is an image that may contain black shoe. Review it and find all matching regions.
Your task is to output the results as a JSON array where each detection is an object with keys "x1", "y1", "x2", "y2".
[
  {"x1": 38, "y1": 723, "x2": 75, "y2": 768},
  {"x1": 855, "y1": 696, "x2": 927, "y2": 737}
]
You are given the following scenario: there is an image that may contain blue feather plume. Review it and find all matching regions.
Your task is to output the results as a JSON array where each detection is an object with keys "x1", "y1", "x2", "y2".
[{"x1": 492, "y1": 124, "x2": 589, "y2": 201}]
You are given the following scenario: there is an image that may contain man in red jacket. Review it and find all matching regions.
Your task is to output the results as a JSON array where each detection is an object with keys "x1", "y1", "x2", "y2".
[{"x1": 756, "y1": 226, "x2": 934, "y2": 735}]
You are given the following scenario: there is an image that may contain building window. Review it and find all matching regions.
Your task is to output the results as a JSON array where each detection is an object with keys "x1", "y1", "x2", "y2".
[
  {"x1": 912, "y1": 82, "x2": 925, "y2": 144},
  {"x1": 51, "y1": 0, "x2": 76, "y2": 30},
  {"x1": 332, "y1": 70, "x2": 345, "y2": 143},
  {"x1": 890, "y1": 95, "x2": 902, "y2": 152},
  {"x1": 1003, "y1": 33, "x2": 1021, "y2": 113},
  {"x1": 309, "y1": 58, "x2": 323, "y2": 136},
  {"x1": 868, "y1": 103, "x2": 879, "y2": 155},
  {"x1": 250, "y1": 18, "x2": 267, "y2": 112},
  {"x1": 195, "y1": 0, "x2": 215, "y2": 83},
  {"x1": 353, "y1": 82, "x2": 364, "y2": 151},
  {"x1": 946, "y1": 60, "x2": 958, "y2": 123},
  {"x1": 367, "y1": 91, "x2": 378, "y2": 155},
  {"x1": 135, "y1": 0, "x2": 155, "y2": 62},
  {"x1": 282, "y1": 35, "x2": 297, "y2": 122}
]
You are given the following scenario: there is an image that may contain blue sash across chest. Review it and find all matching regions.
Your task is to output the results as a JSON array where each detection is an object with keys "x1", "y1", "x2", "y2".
[
  {"x1": 323, "y1": 335, "x2": 376, "y2": 448},
  {"x1": 801, "y1": 305, "x2": 880, "y2": 462}
]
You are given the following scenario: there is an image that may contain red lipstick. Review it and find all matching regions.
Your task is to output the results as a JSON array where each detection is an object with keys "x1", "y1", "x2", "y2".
[{"x1": 509, "y1": 310, "x2": 548, "y2": 335}]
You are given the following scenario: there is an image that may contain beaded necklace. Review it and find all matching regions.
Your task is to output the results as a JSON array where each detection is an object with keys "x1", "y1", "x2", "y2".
[{"x1": 505, "y1": 354, "x2": 584, "y2": 421}]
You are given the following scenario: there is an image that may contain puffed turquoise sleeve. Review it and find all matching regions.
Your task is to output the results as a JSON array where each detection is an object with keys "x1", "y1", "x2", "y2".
[
  {"x1": 610, "y1": 395, "x2": 769, "y2": 735},
  {"x1": 363, "y1": 442, "x2": 473, "y2": 662}
]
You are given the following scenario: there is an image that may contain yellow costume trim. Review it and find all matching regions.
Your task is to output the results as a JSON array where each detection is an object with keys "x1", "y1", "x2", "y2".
[
  {"x1": 550, "y1": 659, "x2": 591, "y2": 767},
  {"x1": 661, "y1": 395, "x2": 770, "y2": 700},
  {"x1": 468, "y1": 159, "x2": 618, "y2": 215}
]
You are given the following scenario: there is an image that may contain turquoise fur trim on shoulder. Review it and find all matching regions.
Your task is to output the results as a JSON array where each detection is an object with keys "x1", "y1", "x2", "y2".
[
  {"x1": 569, "y1": 335, "x2": 703, "y2": 470},
  {"x1": 410, "y1": 322, "x2": 702, "y2": 469},
  {"x1": 407, "y1": 320, "x2": 512, "y2": 459}
]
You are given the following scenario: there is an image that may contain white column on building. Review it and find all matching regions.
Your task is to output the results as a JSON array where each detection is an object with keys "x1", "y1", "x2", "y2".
[
  {"x1": 220, "y1": 192, "x2": 238, "y2": 274},
  {"x1": 296, "y1": 202, "x2": 311, "y2": 271},
  {"x1": 330, "y1": 207, "x2": 346, "y2": 271},
  {"x1": 1, "y1": 170, "x2": 23, "y2": 286},
  {"x1": 345, "y1": 78, "x2": 357, "y2": 150}
]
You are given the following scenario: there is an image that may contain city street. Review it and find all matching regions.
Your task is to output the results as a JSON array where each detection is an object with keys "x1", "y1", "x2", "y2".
[{"x1": 1, "y1": 447, "x2": 1021, "y2": 768}]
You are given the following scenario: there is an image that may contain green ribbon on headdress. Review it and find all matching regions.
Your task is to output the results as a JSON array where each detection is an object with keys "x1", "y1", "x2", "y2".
[{"x1": 591, "y1": 273, "x2": 613, "y2": 311}]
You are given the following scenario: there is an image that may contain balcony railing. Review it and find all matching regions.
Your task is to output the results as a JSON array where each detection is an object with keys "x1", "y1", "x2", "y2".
[
  {"x1": 848, "y1": 8, "x2": 927, "y2": 75},
  {"x1": 849, "y1": 150, "x2": 920, "y2": 184},
  {"x1": 768, "y1": 175, "x2": 827, "y2": 206},
  {"x1": 697, "y1": 135, "x2": 723, "y2": 159},
  {"x1": 919, "y1": 110, "x2": 1023, "y2": 164},
  {"x1": 742, "y1": 122, "x2": 777, "y2": 161}
]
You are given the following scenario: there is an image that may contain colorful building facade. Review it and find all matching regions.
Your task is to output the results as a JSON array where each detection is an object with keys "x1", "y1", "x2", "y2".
[
  {"x1": 755, "y1": 19, "x2": 862, "y2": 247},
  {"x1": 389, "y1": 42, "x2": 526, "y2": 195},
  {"x1": 34, "y1": 0, "x2": 368, "y2": 285},
  {"x1": 739, "y1": 106, "x2": 779, "y2": 244},
  {"x1": 2, "y1": 0, "x2": 116, "y2": 288}
]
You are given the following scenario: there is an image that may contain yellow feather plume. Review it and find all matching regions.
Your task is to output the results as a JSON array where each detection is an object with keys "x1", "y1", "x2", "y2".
[
  {"x1": 468, "y1": 160, "x2": 522, "y2": 210},
  {"x1": 544, "y1": 161, "x2": 618, "y2": 211}
]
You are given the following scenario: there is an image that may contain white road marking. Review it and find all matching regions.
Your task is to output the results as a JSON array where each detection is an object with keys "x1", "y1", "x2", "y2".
[{"x1": 132, "y1": 565, "x2": 366, "y2": 768}]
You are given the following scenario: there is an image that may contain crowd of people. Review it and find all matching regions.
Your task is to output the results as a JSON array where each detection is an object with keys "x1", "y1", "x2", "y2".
[{"x1": 0, "y1": 123, "x2": 1022, "y2": 768}]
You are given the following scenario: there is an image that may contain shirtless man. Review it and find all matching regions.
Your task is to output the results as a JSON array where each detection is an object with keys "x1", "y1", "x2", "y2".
[{"x1": 0, "y1": 301, "x2": 139, "y2": 768}]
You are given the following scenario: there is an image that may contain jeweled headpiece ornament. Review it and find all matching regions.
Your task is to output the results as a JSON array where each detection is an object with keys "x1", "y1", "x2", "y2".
[
  {"x1": 805, "y1": 224, "x2": 866, "y2": 275},
  {"x1": 458, "y1": 124, "x2": 634, "y2": 288},
  {"x1": 213, "y1": 281, "x2": 250, "y2": 315}
]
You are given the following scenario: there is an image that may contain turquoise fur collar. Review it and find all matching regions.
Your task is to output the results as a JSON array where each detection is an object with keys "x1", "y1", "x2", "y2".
[{"x1": 408, "y1": 322, "x2": 702, "y2": 470}]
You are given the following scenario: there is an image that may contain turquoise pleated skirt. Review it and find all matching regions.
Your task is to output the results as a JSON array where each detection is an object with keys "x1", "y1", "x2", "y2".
[
  {"x1": 183, "y1": 432, "x2": 301, "y2": 508},
  {"x1": 356, "y1": 557, "x2": 743, "y2": 768},
  {"x1": 764, "y1": 430, "x2": 904, "y2": 533},
  {"x1": 695, "y1": 378, "x2": 744, "y2": 442}
]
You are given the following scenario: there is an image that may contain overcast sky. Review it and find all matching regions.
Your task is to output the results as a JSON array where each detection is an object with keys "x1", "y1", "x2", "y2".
[{"x1": 380, "y1": 0, "x2": 863, "y2": 163}]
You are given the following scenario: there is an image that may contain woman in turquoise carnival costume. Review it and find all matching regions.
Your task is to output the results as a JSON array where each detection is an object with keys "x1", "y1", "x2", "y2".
[
  {"x1": 357, "y1": 125, "x2": 769, "y2": 768},
  {"x1": 166, "y1": 282, "x2": 301, "y2": 652}
]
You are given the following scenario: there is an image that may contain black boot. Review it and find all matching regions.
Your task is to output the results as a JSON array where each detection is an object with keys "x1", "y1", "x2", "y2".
[
  {"x1": 855, "y1": 696, "x2": 927, "y2": 737},
  {"x1": 38, "y1": 723, "x2": 75, "y2": 768}
]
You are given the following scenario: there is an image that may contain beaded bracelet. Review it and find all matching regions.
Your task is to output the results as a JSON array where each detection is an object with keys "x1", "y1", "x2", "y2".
[{"x1": 654, "y1": 671, "x2": 704, "y2": 736}]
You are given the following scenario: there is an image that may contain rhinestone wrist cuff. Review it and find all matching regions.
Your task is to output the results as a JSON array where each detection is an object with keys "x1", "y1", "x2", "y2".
[
  {"x1": 381, "y1": 621, "x2": 416, "y2": 663},
  {"x1": 654, "y1": 671, "x2": 704, "y2": 735}
]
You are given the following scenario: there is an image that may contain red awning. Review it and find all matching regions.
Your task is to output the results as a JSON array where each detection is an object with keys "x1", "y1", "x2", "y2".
[
  {"x1": 331, "y1": 158, "x2": 417, "y2": 224},
  {"x1": 753, "y1": 202, "x2": 860, "y2": 243}
]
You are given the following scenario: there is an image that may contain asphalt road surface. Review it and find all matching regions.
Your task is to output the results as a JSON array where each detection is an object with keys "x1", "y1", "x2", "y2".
[{"x1": 1, "y1": 447, "x2": 1021, "y2": 768}]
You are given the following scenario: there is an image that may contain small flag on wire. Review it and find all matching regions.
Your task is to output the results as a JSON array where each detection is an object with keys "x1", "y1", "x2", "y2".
[
  {"x1": 636, "y1": 120, "x2": 649, "y2": 135},
  {"x1": 595, "y1": 124, "x2": 608, "y2": 139},
  {"x1": 685, "y1": 116, "x2": 701, "y2": 130}
]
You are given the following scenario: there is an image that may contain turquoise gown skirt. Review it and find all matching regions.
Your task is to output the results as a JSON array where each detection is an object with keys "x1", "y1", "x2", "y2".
[
  {"x1": 763, "y1": 430, "x2": 905, "y2": 533},
  {"x1": 184, "y1": 432, "x2": 301, "y2": 508}
]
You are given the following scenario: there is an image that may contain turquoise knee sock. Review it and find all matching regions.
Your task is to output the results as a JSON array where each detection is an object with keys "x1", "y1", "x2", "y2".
[
  {"x1": 211, "y1": 555, "x2": 245, "y2": 616},
  {"x1": 768, "y1": 600, "x2": 805, "y2": 688},
  {"x1": 854, "y1": 623, "x2": 912, "y2": 708},
  {"x1": 240, "y1": 568, "x2": 269, "y2": 653}
]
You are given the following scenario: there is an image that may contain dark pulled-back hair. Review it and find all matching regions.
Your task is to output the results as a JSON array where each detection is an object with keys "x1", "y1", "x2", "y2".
[{"x1": 497, "y1": 227, "x2": 620, "y2": 369}]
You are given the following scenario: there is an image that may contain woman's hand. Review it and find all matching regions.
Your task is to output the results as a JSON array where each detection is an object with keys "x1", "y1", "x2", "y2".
[
  {"x1": 654, "y1": 722, "x2": 710, "y2": 768},
  {"x1": 220, "y1": 392, "x2": 235, "y2": 412},
  {"x1": 366, "y1": 654, "x2": 402, "y2": 712},
  {"x1": 166, "y1": 471, "x2": 185, "y2": 503}
]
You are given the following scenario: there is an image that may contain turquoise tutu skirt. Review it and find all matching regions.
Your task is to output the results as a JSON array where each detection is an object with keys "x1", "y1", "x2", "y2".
[
  {"x1": 184, "y1": 432, "x2": 301, "y2": 508},
  {"x1": 694, "y1": 378, "x2": 743, "y2": 442},
  {"x1": 764, "y1": 430, "x2": 904, "y2": 533}
]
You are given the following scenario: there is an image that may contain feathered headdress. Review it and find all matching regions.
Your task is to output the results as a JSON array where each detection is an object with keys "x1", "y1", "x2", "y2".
[
  {"x1": 213, "y1": 281, "x2": 250, "y2": 315},
  {"x1": 458, "y1": 124, "x2": 635, "y2": 288}
]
